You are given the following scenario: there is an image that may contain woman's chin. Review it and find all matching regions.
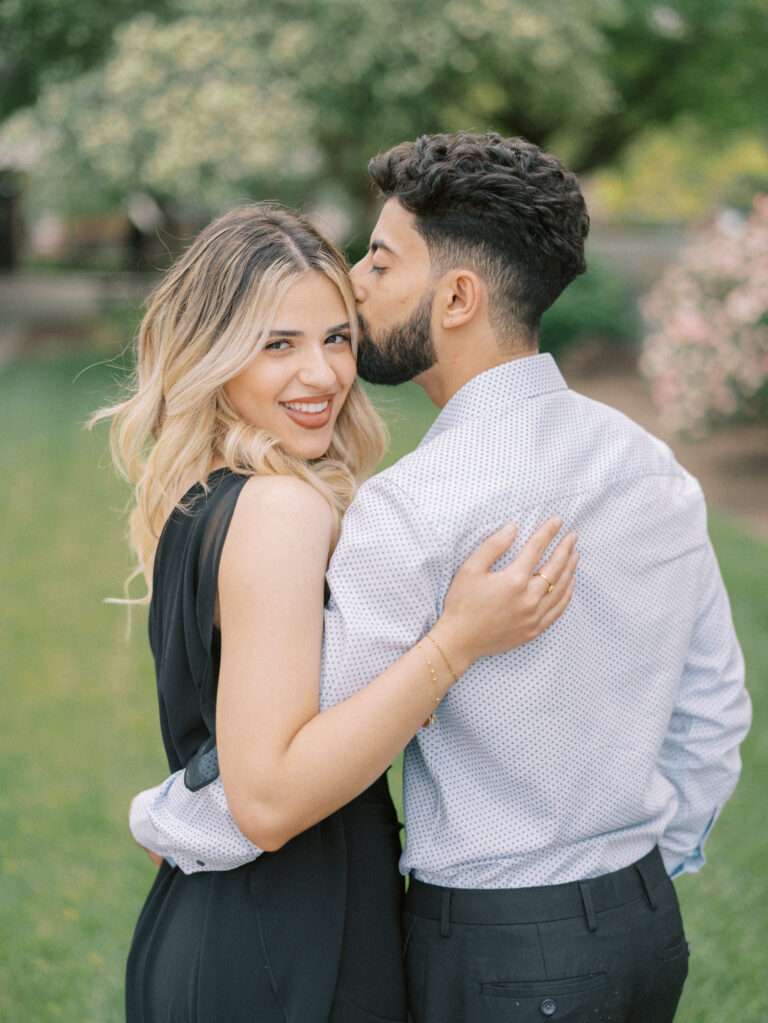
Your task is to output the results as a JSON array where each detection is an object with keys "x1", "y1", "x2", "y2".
[{"x1": 279, "y1": 431, "x2": 332, "y2": 461}]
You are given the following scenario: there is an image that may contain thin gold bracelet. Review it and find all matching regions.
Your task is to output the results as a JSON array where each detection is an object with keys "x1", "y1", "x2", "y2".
[
  {"x1": 424, "y1": 632, "x2": 459, "y2": 685},
  {"x1": 421, "y1": 646, "x2": 442, "y2": 727}
]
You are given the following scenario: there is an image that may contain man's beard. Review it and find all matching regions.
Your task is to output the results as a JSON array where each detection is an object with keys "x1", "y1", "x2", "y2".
[{"x1": 355, "y1": 292, "x2": 437, "y2": 386}]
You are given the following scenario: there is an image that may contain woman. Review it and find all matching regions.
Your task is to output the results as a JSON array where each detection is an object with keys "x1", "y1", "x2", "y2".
[{"x1": 93, "y1": 203, "x2": 576, "y2": 1022}]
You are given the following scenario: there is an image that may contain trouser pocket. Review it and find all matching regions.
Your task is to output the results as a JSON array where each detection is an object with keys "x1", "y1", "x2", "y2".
[{"x1": 478, "y1": 971, "x2": 608, "y2": 1021}]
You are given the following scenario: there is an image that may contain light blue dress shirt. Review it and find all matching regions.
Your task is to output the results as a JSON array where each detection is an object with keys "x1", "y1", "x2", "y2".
[{"x1": 130, "y1": 354, "x2": 750, "y2": 885}]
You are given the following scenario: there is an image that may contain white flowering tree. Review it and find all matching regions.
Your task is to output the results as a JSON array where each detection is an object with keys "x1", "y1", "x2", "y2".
[
  {"x1": 0, "y1": 0, "x2": 172, "y2": 121},
  {"x1": 2, "y1": 0, "x2": 767, "y2": 246},
  {"x1": 640, "y1": 195, "x2": 768, "y2": 435},
  {"x1": 2, "y1": 0, "x2": 617, "y2": 214},
  {"x1": 0, "y1": 0, "x2": 174, "y2": 268}
]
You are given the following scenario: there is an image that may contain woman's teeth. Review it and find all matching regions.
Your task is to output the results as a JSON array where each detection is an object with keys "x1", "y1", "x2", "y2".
[{"x1": 283, "y1": 400, "x2": 330, "y2": 413}]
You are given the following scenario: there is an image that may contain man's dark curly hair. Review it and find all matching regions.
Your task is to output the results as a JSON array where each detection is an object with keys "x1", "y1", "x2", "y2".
[{"x1": 368, "y1": 131, "x2": 589, "y2": 342}]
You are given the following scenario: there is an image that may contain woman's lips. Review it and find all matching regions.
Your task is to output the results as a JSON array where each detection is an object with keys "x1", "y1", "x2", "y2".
[{"x1": 279, "y1": 397, "x2": 334, "y2": 430}]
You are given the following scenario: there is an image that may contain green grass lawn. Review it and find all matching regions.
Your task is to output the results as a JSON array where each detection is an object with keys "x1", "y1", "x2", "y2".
[{"x1": 1, "y1": 352, "x2": 765, "y2": 1022}]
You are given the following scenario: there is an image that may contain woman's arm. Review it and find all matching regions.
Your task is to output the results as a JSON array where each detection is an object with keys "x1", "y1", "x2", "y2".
[{"x1": 217, "y1": 475, "x2": 576, "y2": 850}]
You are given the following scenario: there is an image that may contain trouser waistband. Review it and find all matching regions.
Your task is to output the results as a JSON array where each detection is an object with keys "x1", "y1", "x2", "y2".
[{"x1": 406, "y1": 846, "x2": 667, "y2": 933}]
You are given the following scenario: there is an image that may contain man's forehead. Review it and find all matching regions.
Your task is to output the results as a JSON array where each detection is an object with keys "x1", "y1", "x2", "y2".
[{"x1": 370, "y1": 198, "x2": 421, "y2": 252}]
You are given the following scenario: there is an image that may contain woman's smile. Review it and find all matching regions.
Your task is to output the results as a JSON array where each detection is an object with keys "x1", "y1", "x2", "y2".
[{"x1": 279, "y1": 394, "x2": 336, "y2": 430}]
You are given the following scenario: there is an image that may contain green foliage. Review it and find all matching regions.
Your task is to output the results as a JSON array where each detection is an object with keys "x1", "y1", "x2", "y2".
[
  {"x1": 591, "y1": 124, "x2": 768, "y2": 222},
  {"x1": 0, "y1": 0, "x2": 172, "y2": 121},
  {"x1": 573, "y1": 0, "x2": 768, "y2": 170},
  {"x1": 540, "y1": 258, "x2": 639, "y2": 356},
  {"x1": 4, "y1": 0, "x2": 768, "y2": 220}
]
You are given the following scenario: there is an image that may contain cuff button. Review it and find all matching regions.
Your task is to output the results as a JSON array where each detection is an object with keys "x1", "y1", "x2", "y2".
[{"x1": 540, "y1": 997, "x2": 558, "y2": 1016}]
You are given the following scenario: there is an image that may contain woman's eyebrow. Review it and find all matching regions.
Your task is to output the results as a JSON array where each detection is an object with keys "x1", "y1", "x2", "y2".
[{"x1": 268, "y1": 322, "x2": 350, "y2": 337}]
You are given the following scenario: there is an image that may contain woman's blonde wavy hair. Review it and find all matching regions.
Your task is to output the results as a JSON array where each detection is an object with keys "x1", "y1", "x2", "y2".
[{"x1": 90, "y1": 202, "x2": 388, "y2": 603}]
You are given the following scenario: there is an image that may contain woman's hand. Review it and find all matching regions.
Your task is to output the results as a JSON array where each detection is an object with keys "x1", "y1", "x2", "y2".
[{"x1": 433, "y1": 518, "x2": 578, "y2": 671}]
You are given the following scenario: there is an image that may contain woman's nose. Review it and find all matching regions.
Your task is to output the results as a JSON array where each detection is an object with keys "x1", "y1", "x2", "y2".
[{"x1": 297, "y1": 347, "x2": 338, "y2": 389}]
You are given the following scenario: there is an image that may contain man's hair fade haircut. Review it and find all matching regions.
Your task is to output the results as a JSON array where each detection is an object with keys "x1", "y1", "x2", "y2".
[{"x1": 367, "y1": 131, "x2": 590, "y2": 343}]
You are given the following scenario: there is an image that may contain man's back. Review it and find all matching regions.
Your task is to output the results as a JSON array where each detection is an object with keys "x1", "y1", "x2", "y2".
[{"x1": 323, "y1": 354, "x2": 748, "y2": 887}]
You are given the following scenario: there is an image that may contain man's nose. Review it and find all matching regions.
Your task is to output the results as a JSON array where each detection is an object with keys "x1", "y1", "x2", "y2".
[{"x1": 349, "y1": 261, "x2": 367, "y2": 304}]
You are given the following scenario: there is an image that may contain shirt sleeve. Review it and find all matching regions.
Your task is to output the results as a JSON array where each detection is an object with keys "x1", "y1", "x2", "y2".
[
  {"x1": 127, "y1": 473, "x2": 443, "y2": 871},
  {"x1": 129, "y1": 770, "x2": 262, "y2": 875},
  {"x1": 657, "y1": 537, "x2": 751, "y2": 877}
]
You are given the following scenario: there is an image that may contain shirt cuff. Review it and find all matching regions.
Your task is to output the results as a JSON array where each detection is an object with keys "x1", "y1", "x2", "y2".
[
  {"x1": 660, "y1": 844, "x2": 706, "y2": 879},
  {"x1": 129, "y1": 771, "x2": 262, "y2": 875},
  {"x1": 660, "y1": 808, "x2": 718, "y2": 879},
  {"x1": 129, "y1": 783, "x2": 177, "y2": 868},
  {"x1": 130, "y1": 785, "x2": 163, "y2": 851}
]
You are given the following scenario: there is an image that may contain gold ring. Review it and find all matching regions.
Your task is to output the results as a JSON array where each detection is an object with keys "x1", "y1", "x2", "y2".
[{"x1": 533, "y1": 570, "x2": 555, "y2": 594}]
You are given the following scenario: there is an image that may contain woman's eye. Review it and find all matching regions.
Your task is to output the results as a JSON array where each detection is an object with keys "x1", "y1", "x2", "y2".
[
  {"x1": 326, "y1": 333, "x2": 352, "y2": 346},
  {"x1": 265, "y1": 339, "x2": 291, "y2": 351},
  {"x1": 370, "y1": 264, "x2": 387, "y2": 275}
]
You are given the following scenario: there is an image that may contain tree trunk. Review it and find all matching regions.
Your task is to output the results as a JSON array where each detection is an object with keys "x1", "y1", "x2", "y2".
[{"x1": 0, "y1": 170, "x2": 22, "y2": 272}]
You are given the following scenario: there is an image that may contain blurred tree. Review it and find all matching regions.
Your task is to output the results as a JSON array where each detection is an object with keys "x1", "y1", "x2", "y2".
[
  {"x1": 0, "y1": 0, "x2": 172, "y2": 268},
  {"x1": 0, "y1": 0, "x2": 172, "y2": 121},
  {"x1": 573, "y1": 0, "x2": 768, "y2": 171},
  {"x1": 641, "y1": 195, "x2": 768, "y2": 435},
  {"x1": 540, "y1": 258, "x2": 639, "y2": 357},
  {"x1": 3, "y1": 0, "x2": 767, "y2": 249},
  {"x1": 0, "y1": 169, "x2": 22, "y2": 269},
  {"x1": 590, "y1": 124, "x2": 768, "y2": 221}
]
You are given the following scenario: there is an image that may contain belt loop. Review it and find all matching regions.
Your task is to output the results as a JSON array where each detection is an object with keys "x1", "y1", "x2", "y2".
[
  {"x1": 440, "y1": 890, "x2": 452, "y2": 938},
  {"x1": 636, "y1": 862, "x2": 658, "y2": 911},
  {"x1": 578, "y1": 881, "x2": 598, "y2": 932}
]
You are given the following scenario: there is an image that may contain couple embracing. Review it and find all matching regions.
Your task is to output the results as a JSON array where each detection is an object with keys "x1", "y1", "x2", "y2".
[{"x1": 95, "y1": 132, "x2": 750, "y2": 1022}]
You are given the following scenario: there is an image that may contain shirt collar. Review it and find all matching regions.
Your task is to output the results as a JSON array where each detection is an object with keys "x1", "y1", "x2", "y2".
[{"x1": 419, "y1": 352, "x2": 568, "y2": 447}]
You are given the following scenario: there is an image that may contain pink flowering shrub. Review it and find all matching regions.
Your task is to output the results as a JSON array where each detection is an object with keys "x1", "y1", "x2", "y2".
[{"x1": 640, "y1": 195, "x2": 768, "y2": 436}]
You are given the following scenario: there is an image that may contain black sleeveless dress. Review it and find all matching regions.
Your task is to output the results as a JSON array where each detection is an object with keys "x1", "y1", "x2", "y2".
[{"x1": 125, "y1": 468, "x2": 408, "y2": 1022}]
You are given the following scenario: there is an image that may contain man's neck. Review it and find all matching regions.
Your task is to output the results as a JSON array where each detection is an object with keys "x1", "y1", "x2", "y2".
[{"x1": 416, "y1": 345, "x2": 540, "y2": 408}]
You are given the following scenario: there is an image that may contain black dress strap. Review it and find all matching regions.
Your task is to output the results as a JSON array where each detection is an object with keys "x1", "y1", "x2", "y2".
[
  {"x1": 191, "y1": 469, "x2": 250, "y2": 735},
  {"x1": 149, "y1": 468, "x2": 249, "y2": 771}
]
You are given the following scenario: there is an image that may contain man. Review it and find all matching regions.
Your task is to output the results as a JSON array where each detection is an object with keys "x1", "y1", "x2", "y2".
[{"x1": 131, "y1": 132, "x2": 750, "y2": 1021}]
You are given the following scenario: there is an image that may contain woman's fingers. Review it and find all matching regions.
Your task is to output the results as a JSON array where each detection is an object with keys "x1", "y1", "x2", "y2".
[
  {"x1": 535, "y1": 548, "x2": 578, "y2": 622},
  {"x1": 531, "y1": 532, "x2": 578, "y2": 600},
  {"x1": 508, "y1": 517, "x2": 564, "y2": 579},
  {"x1": 442, "y1": 518, "x2": 578, "y2": 659},
  {"x1": 519, "y1": 546, "x2": 578, "y2": 645},
  {"x1": 538, "y1": 577, "x2": 575, "y2": 631},
  {"x1": 549, "y1": 549, "x2": 579, "y2": 602},
  {"x1": 464, "y1": 522, "x2": 519, "y2": 573}
]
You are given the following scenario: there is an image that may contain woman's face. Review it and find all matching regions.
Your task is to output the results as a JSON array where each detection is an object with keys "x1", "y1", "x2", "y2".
[{"x1": 224, "y1": 271, "x2": 358, "y2": 460}]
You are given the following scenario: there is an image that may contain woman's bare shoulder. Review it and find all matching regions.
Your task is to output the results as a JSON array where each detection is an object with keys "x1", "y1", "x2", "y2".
[
  {"x1": 236, "y1": 473, "x2": 332, "y2": 520},
  {"x1": 223, "y1": 474, "x2": 334, "y2": 567}
]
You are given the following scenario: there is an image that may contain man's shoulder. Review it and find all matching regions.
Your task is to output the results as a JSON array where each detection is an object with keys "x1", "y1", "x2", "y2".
[
  {"x1": 360, "y1": 389, "x2": 691, "y2": 501},
  {"x1": 567, "y1": 386, "x2": 669, "y2": 440},
  {"x1": 566, "y1": 389, "x2": 691, "y2": 477}
]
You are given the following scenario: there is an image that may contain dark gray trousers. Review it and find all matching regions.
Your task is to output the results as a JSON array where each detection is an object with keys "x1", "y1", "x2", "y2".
[{"x1": 404, "y1": 847, "x2": 689, "y2": 1022}]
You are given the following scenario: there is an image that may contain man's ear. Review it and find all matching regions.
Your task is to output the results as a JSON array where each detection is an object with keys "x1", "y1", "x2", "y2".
[{"x1": 437, "y1": 269, "x2": 485, "y2": 330}]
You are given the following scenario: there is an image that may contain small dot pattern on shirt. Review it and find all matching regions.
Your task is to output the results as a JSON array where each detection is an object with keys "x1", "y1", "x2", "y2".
[
  {"x1": 320, "y1": 354, "x2": 748, "y2": 888},
  {"x1": 145, "y1": 770, "x2": 263, "y2": 875}
]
